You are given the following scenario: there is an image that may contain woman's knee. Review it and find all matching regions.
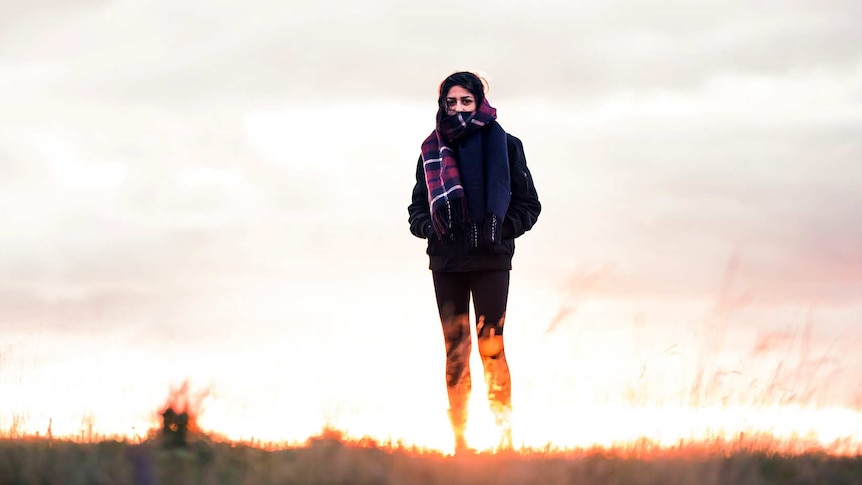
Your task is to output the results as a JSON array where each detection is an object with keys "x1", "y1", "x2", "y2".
[{"x1": 478, "y1": 333, "x2": 504, "y2": 359}]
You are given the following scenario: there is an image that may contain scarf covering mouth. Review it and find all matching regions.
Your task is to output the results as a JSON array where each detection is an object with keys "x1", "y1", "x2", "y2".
[{"x1": 420, "y1": 98, "x2": 511, "y2": 246}]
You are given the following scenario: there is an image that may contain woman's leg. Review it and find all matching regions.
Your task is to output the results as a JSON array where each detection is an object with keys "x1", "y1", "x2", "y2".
[
  {"x1": 432, "y1": 271, "x2": 472, "y2": 452},
  {"x1": 470, "y1": 270, "x2": 512, "y2": 449}
]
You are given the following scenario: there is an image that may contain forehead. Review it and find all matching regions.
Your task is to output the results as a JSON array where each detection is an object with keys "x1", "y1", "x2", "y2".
[{"x1": 445, "y1": 85, "x2": 474, "y2": 98}]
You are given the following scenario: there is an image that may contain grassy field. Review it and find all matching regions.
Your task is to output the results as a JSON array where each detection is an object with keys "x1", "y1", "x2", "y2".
[{"x1": 1, "y1": 434, "x2": 860, "y2": 485}]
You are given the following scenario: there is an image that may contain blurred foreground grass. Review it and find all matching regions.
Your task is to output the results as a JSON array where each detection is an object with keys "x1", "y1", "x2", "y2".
[{"x1": 1, "y1": 435, "x2": 860, "y2": 485}]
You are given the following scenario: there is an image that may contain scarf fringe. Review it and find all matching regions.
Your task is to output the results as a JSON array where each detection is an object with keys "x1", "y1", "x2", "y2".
[
  {"x1": 467, "y1": 214, "x2": 502, "y2": 247},
  {"x1": 431, "y1": 198, "x2": 468, "y2": 238},
  {"x1": 432, "y1": 203, "x2": 504, "y2": 247}
]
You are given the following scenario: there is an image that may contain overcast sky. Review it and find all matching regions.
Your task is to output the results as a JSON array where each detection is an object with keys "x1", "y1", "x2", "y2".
[{"x1": 1, "y1": 0, "x2": 860, "y2": 440}]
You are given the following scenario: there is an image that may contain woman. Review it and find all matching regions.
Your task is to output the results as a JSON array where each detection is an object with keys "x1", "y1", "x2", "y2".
[{"x1": 407, "y1": 71, "x2": 541, "y2": 452}]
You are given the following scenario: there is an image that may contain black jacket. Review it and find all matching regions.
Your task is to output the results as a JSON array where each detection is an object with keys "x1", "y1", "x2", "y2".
[{"x1": 407, "y1": 130, "x2": 541, "y2": 272}]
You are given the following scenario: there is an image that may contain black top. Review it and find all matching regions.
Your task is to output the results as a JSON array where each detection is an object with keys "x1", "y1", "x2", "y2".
[{"x1": 407, "y1": 132, "x2": 541, "y2": 272}]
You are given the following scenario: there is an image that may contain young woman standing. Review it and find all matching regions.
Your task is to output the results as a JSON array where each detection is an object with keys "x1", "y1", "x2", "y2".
[{"x1": 407, "y1": 71, "x2": 541, "y2": 452}]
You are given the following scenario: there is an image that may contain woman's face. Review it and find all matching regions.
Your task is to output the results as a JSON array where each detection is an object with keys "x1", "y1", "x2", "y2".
[{"x1": 445, "y1": 85, "x2": 476, "y2": 115}]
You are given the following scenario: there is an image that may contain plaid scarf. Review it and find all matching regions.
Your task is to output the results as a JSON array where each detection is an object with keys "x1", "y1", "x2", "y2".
[{"x1": 420, "y1": 99, "x2": 510, "y2": 246}]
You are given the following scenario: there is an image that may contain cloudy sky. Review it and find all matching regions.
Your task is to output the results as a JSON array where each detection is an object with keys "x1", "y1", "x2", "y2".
[{"x1": 1, "y1": 0, "x2": 860, "y2": 448}]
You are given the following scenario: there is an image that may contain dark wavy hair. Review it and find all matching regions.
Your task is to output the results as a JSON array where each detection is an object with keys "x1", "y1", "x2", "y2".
[{"x1": 436, "y1": 71, "x2": 487, "y2": 125}]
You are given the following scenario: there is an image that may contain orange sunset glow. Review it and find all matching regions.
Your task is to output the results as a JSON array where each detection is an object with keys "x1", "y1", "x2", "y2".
[{"x1": 4, "y1": 273, "x2": 861, "y2": 457}]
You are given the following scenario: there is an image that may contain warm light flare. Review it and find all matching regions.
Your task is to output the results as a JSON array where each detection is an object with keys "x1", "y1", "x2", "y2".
[
  {"x1": 307, "y1": 404, "x2": 862, "y2": 457},
  {"x1": 3, "y1": 294, "x2": 860, "y2": 459},
  {"x1": 3, "y1": 391, "x2": 860, "y2": 457}
]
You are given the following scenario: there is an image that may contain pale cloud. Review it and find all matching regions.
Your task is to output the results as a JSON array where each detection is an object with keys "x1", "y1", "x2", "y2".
[
  {"x1": 1, "y1": 0, "x2": 858, "y2": 104},
  {"x1": 0, "y1": 0, "x2": 859, "y2": 339}
]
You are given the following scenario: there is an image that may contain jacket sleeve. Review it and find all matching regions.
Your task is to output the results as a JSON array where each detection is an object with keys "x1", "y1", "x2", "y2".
[
  {"x1": 407, "y1": 155, "x2": 434, "y2": 239},
  {"x1": 502, "y1": 134, "x2": 541, "y2": 239}
]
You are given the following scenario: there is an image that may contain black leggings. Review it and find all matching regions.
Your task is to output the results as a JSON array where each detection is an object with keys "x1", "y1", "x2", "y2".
[
  {"x1": 432, "y1": 270, "x2": 510, "y2": 337},
  {"x1": 432, "y1": 269, "x2": 512, "y2": 447}
]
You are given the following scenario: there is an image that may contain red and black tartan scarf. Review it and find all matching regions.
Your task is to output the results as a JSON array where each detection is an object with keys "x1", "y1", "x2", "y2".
[{"x1": 420, "y1": 99, "x2": 510, "y2": 245}]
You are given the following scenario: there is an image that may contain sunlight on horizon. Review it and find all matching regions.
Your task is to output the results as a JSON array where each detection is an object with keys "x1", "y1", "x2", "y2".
[
  {"x1": 3, "y1": 287, "x2": 861, "y2": 457},
  {"x1": 4, "y1": 397, "x2": 861, "y2": 457}
]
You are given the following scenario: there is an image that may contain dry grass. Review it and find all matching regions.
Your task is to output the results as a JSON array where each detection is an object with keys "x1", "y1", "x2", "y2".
[{"x1": 1, "y1": 434, "x2": 860, "y2": 485}]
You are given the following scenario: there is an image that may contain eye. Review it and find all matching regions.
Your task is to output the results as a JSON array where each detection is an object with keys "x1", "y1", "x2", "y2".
[
  {"x1": 446, "y1": 99, "x2": 456, "y2": 106},
  {"x1": 463, "y1": 99, "x2": 473, "y2": 105}
]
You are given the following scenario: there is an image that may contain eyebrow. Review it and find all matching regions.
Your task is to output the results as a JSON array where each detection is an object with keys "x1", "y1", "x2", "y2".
[{"x1": 446, "y1": 96, "x2": 474, "y2": 101}]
